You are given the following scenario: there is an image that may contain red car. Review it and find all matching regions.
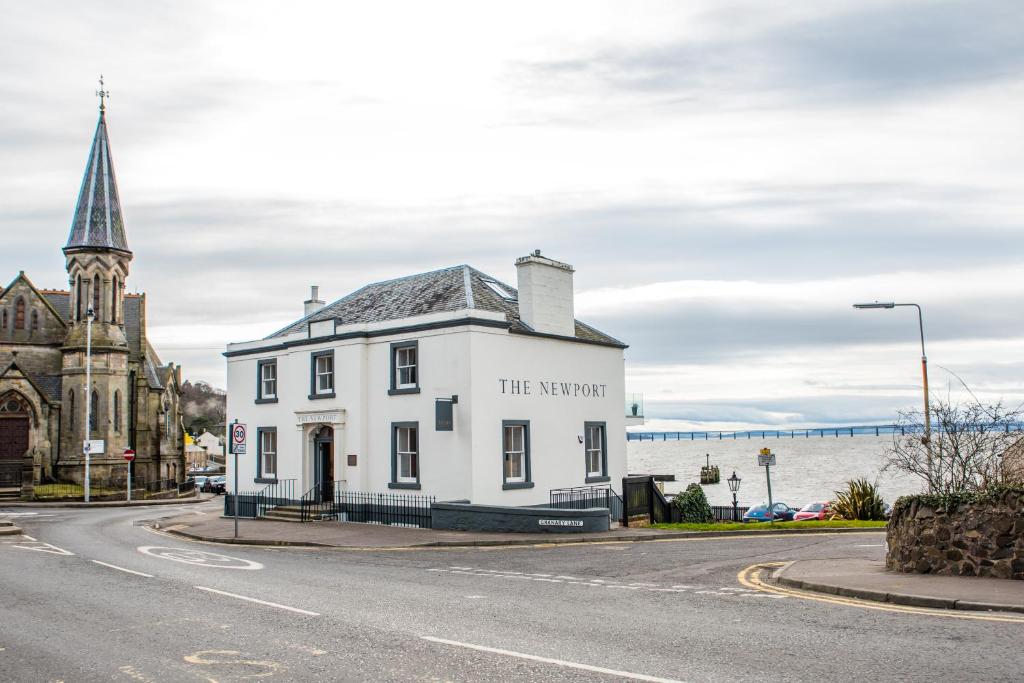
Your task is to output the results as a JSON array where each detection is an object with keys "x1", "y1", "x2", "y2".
[{"x1": 793, "y1": 501, "x2": 830, "y2": 521}]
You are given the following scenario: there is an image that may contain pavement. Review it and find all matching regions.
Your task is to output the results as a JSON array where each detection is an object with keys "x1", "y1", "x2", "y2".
[
  {"x1": 773, "y1": 558, "x2": 1024, "y2": 614},
  {"x1": 152, "y1": 506, "x2": 888, "y2": 548},
  {"x1": 0, "y1": 491, "x2": 210, "y2": 507},
  {"x1": 3, "y1": 501, "x2": 1022, "y2": 681}
]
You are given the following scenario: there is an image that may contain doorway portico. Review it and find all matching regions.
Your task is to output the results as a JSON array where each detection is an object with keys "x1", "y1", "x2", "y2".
[{"x1": 295, "y1": 409, "x2": 345, "y2": 500}]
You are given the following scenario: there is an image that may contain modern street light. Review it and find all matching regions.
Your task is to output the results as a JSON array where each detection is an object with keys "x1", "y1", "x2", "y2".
[
  {"x1": 727, "y1": 470, "x2": 741, "y2": 522},
  {"x1": 853, "y1": 301, "x2": 932, "y2": 491},
  {"x1": 84, "y1": 306, "x2": 94, "y2": 503}
]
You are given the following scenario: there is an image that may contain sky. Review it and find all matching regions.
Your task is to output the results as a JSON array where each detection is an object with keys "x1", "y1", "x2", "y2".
[{"x1": 2, "y1": 0, "x2": 1022, "y2": 430}]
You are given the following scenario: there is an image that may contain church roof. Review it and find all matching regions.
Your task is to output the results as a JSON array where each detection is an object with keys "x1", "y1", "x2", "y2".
[
  {"x1": 64, "y1": 111, "x2": 131, "y2": 255},
  {"x1": 269, "y1": 265, "x2": 625, "y2": 347}
]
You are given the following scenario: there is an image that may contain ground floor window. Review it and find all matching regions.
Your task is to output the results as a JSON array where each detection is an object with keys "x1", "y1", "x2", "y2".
[
  {"x1": 258, "y1": 427, "x2": 277, "y2": 479},
  {"x1": 584, "y1": 421, "x2": 608, "y2": 482},
  {"x1": 502, "y1": 420, "x2": 532, "y2": 489},
  {"x1": 391, "y1": 422, "x2": 419, "y2": 488}
]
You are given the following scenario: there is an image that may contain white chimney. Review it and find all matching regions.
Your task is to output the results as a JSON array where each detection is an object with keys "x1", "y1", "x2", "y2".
[
  {"x1": 304, "y1": 285, "x2": 325, "y2": 316},
  {"x1": 515, "y1": 250, "x2": 575, "y2": 337}
]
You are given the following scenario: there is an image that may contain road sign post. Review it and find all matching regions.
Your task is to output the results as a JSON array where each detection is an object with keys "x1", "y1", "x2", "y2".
[
  {"x1": 759, "y1": 448, "x2": 775, "y2": 525},
  {"x1": 124, "y1": 449, "x2": 135, "y2": 502},
  {"x1": 230, "y1": 420, "x2": 247, "y2": 539}
]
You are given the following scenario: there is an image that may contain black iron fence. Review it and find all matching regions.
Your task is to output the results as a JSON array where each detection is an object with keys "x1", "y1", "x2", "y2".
[
  {"x1": 549, "y1": 485, "x2": 623, "y2": 521},
  {"x1": 711, "y1": 505, "x2": 749, "y2": 522},
  {"x1": 224, "y1": 492, "x2": 261, "y2": 518},
  {"x1": 256, "y1": 478, "x2": 296, "y2": 518},
  {"x1": 300, "y1": 484, "x2": 335, "y2": 522},
  {"x1": 334, "y1": 489, "x2": 435, "y2": 528}
]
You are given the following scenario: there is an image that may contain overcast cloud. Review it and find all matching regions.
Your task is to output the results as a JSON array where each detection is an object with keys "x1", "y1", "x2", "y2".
[{"x1": 2, "y1": 0, "x2": 1022, "y2": 429}]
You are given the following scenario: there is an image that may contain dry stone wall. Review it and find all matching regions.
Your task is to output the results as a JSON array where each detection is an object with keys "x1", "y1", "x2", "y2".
[{"x1": 886, "y1": 488, "x2": 1024, "y2": 580}]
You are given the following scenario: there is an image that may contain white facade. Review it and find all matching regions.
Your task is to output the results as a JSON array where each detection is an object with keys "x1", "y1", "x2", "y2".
[{"x1": 225, "y1": 256, "x2": 626, "y2": 505}]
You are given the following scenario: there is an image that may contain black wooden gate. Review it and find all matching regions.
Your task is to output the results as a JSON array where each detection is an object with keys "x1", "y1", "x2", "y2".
[{"x1": 621, "y1": 475, "x2": 674, "y2": 527}]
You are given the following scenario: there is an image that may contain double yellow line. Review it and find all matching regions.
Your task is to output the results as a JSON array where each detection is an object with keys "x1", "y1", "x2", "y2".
[{"x1": 737, "y1": 563, "x2": 1024, "y2": 623}]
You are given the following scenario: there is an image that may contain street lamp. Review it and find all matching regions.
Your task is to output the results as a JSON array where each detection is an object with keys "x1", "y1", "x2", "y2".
[
  {"x1": 84, "y1": 306, "x2": 94, "y2": 503},
  {"x1": 853, "y1": 301, "x2": 932, "y2": 491},
  {"x1": 727, "y1": 471, "x2": 741, "y2": 522}
]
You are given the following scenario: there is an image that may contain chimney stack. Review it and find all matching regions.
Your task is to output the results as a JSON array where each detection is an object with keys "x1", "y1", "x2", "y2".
[
  {"x1": 304, "y1": 285, "x2": 325, "y2": 317},
  {"x1": 515, "y1": 250, "x2": 575, "y2": 337}
]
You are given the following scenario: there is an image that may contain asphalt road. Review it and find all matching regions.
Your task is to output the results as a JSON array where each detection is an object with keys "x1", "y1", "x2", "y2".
[{"x1": 1, "y1": 501, "x2": 1020, "y2": 682}]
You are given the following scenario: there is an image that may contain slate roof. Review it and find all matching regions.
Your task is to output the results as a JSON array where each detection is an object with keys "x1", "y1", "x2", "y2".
[
  {"x1": 270, "y1": 265, "x2": 625, "y2": 347},
  {"x1": 42, "y1": 291, "x2": 71, "y2": 322},
  {"x1": 64, "y1": 111, "x2": 131, "y2": 254},
  {"x1": 31, "y1": 373, "x2": 63, "y2": 402}
]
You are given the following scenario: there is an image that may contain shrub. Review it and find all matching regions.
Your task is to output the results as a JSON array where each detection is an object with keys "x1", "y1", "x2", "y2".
[
  {"x1": 830, "y1": 479, "x2": 886, "y2": 520},
  {"x1": 672, "y1": 483, "x2": 714, "y2": 523}
]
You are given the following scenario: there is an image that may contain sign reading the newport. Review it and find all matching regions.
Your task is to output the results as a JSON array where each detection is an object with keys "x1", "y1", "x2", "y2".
[
  {"x1": 539, "y1": 519, "x2": 585, "y2": 527},
  {"x1": 499, "y1": 379, "x2": 607, "y2": 398},
  {"x1": 295, "y1": 410, "x2": 343, "y2": 425}
]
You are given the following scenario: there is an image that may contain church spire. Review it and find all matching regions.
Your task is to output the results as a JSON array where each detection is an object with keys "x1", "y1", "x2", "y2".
[{"x1": 64, "y1": 76, "x2": 130, "y2": 255}]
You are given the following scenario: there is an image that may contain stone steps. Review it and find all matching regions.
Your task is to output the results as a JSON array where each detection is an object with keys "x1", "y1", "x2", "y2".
[
  {"x1": 261, "y1": 506, "x2": 304, "y2": 523},
  {"x1": 0, "y1": 520, "x2": 24, "y2": 536}
]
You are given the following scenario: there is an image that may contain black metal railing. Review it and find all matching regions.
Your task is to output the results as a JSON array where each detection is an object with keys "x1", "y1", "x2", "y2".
[
  {"x1": 256, "y1": 478, "x2": 296, "y2": 518},
  {"x1": 711, "y1": 505, "x2": 749, "y2": 522},
  {"x1": 0, "y1": 466, "x2": 22, "y2": 488},
  {"x1": 177, "y1": 479, "x2": 196, "y2": 495},
  {"x1": 137, "y1": 478, "x2": 178, "y2": 494},
  {"x1": 300, "y1": 484, "x2": 335, "y2": 522},
  {"x1": 334, "y1": 487, "x2": 435, "y2": 528},
  {"x1": 549, "y1": 485, "x2": 623, "y2": 521},
  {"x1": 224, "y1": 492, "x2": 261, "y2": 518}
]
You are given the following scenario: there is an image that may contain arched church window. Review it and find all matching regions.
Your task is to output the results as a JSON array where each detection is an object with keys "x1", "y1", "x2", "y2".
[
  {"x1": 111, "y1": 276, "x2": 119, "y2": 324},
  {"x1": 31, "y1": 310, "x2": 39, "y2": 331},
  {"x1": 69, "y1": 390, "x2": 75, "y2": 431},
  {"x1": 113, "y1": 390, "x2": 121, "y2": 433},
  {"x1": 76, "y1": 275, "x2": 83, "y2": 321},
  {"x1": 90, "y1": 390, "x2": 99, "y2": 435},
  {"x1": 14, "y1": 298, "x2": 25, "y2": 329},
  {"x1": 92, "y1": 275, "x2": 101, "y2": 320},
  {"x1": 1, "y1": 309, "x2": 7, "y2": 329}
]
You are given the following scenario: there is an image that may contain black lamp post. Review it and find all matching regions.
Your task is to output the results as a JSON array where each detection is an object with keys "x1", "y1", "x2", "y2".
[{"x1": 727, "y1": 471, "x2": 742, "y2": 522}]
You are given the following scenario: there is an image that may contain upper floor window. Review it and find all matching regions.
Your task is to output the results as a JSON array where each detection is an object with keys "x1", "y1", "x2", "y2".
[
  {"x1": 256, "y1": 359, "x2": 278, "y2": 403},
  {"x1": 1, "y1": 309, "x2": 7, "y2": 329},
  {"x1": 90, "y1": 390, "x2": 99, "y2": 435},
  {"x1": 584, "y1": 422, "x2": 609, "y2": 483},
  {"x1": 30, "y1": 310, "x2": 39, "y2": 331},
  {"x1": 113, "y1": 390, "x2": 121, "y2": 433},
  {"x1": 388, "y1": 340, "x2": 420, "y2": 395},
  {"x1": 92, "y1": 275, "x2": 101, "y2": 320},
  {"x1": 310, "y1": 350, "x2": 335, "y2": 399},
  {"x1": 14, "y1": 298, "x2": 25, "y2": 330},
  {"x1": 111, "y1": 276, "x2": 118, "y2": 324}
]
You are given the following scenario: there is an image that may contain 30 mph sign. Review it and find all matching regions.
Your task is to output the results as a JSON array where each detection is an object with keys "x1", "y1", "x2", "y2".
[{"x1": 231, "y1": 423, "x2": 247, "y2": 455}]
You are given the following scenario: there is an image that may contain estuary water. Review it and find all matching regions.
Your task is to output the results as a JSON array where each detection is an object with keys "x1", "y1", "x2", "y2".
[{"x1": 627, "y1": 434, "x2": 924, "y2": 509}]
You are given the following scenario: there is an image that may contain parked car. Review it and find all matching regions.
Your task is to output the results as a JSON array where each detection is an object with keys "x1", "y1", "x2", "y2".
[
  {"x1": 192, "y1": 475, "x2": 209, "y2": 490},
  {"x1": 793, "y1": 501, "x2": 830, "y2": 521},
  {"x1": 202, "y1": 476, "x2": 226, "y2": 494},
  {"x1": 743, "y1": 502, "x2": 796, "y2": 522}
]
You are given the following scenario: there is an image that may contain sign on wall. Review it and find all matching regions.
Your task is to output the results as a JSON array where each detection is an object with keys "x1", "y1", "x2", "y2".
[
  {"x1": 82, "y1": 439, "x2": 105, "y2": 455},
  {"x1": 498, "y1": 378, "x2": 608, "y2": 398},
  {"x1": 435, "y1": 399, "x2": 454, "y2": 431}
]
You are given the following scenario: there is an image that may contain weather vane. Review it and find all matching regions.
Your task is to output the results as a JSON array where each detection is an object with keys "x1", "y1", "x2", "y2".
[{"x1": 96, "y1": 74, "x2": 110, "y2": 112}]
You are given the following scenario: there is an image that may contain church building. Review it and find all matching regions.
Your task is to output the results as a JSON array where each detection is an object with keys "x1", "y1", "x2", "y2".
[
  {"x1": 226, "y1": 252, "x2": 627, "y2": 506},
  {"x1": 0, "y1": 99, "x2": 185, "y2": 498}
]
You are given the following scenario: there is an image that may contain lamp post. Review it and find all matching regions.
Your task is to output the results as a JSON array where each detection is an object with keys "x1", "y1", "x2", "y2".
[
  {"x1": 853, "y1": 301, "x2": 932, "y2": 492},
  {"x1": 84, "y1": 306, "x2": 94, "y2": 502},
  {"x1": 727, "y1": 470, "x2": 741, "y2": 522}
]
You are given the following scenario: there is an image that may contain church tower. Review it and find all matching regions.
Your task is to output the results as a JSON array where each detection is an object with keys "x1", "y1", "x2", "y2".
[{"x1": 59, "y1": 87, "x2": 133, "y2": 476}]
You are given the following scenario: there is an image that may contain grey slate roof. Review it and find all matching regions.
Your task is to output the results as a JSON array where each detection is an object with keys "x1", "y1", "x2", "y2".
[
  {"x1": 270, "y1": 265, "x2": 625, "y2": 347},
  {"x1": 42, "y1": 291, "x2": 70, "y2": 321},
  {"x1": 31, "y1": 373, "x2": 63, "y2": 402},
  {"x1": 64, "y1": 111, "x2": 131, "y2": 254}
]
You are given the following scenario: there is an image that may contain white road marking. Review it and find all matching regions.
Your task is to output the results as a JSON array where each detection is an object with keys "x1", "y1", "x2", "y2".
[
  {"x1": 138, "y1": 546, "x2": 263, "y2": 570},
  {"x1": 21, "y1": 534, "x2": 36, "y2": 541},
  {"x1": 10, "y1": 541, "x2": 74, "y2": 555},
  {"x1": 193, "y1": 586, "x2": 320, "y2": 616},
  {"x1": 421, "y1": 636, "x2": 686, "y2": 683},
  {"x1": 91, "y1": 560, "x2": 154, "y2": 578}
]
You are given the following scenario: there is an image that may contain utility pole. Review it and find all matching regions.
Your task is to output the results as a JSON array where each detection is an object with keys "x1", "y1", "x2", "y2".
[{"x1": 84, "y1": 306, "x2": 94, "y2": 502}]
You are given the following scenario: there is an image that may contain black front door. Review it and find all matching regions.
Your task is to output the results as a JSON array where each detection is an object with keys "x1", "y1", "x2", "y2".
[{"x1": 315, "y1": 440, "x2": 333, "y2": 503}]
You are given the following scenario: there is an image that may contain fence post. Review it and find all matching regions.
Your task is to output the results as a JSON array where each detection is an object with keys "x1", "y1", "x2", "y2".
[{"x1": 621, "y1": 477, "x2": 628, "y2": 527}]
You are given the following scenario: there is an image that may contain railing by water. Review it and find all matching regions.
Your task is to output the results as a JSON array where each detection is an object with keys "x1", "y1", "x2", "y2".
[{"x1": 628, "y1": 422, "x2": 1024, "y2": 442}]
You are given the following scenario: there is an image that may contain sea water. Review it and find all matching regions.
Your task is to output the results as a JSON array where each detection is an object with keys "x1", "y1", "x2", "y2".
[{"x1": 627, "y1": 434, "x2": 923, "y2": 508}]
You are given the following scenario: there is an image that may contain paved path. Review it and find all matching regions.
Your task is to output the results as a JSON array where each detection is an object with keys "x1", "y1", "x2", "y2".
[{"x1": 1, "y1": 503, "x2": 1021, "y2": 682}]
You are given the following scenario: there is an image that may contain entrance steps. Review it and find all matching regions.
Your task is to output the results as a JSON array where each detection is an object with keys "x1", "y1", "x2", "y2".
[
  {"x1": 261, "y1": 505, "x2": 305, "y2": 523},
  {"x1": 0, "y1": 520, "x2": 23, "y2": 536},
  {"x1": 0, "y1": 487, "x2": 20, "y2": 501}
]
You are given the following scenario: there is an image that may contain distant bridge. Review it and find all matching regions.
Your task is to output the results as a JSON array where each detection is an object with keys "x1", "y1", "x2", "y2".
[{"x1": 627, "y1": 423, "x2": 1024, "y2": 442}]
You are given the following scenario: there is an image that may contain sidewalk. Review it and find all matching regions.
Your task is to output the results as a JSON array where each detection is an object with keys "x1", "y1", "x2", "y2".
[
  {"x1": 150, "y1": 510, "x2": 885, "y2": 549},
  {"x1": 0, "y1": 492, "x2": 212, "y2": 508},
  {"x1": 773, "y1": 559, "x2": 1024, "y2": 615}
]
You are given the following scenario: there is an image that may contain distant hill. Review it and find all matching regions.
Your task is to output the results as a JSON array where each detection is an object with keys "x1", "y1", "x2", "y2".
[{"x1": 181, "y1": 380, "x2": 226, "y2": 436}]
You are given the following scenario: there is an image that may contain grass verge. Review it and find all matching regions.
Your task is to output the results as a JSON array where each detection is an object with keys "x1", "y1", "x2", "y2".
[{"x1": 652, "y1": 519, "x2": 888, "y2": 532}]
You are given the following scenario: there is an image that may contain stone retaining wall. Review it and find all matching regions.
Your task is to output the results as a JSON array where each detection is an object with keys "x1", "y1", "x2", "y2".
[{"x1": 886, "y1": 489, "x2": 1024, "y2": 580}]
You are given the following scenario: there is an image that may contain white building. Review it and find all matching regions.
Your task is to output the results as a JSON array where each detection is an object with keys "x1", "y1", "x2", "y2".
[{"x1": 225, "y1": 252, "x2": 627, "y2": 506}]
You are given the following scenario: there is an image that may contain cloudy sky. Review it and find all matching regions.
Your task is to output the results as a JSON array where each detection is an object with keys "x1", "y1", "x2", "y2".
[{"x1": 3, "y1": 0, "x2": 1022, "y2": 429}]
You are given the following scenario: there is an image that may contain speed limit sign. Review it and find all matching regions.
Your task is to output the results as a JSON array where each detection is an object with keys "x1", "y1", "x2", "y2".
[{"x1": 231, "y1": 423, "x2": 247, "y2": 455}]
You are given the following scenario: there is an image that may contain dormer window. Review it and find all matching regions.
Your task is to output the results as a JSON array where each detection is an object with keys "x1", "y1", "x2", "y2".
[{"x1": 389, "y1": 341, "x2": 420, "y2": 395}]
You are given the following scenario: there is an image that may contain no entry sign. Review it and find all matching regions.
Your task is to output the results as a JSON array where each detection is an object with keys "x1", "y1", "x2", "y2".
[
  {"x1": 231, "y1": 423, "x2": 247, "y2": 455},
  {"x1": 123, "y1": 449, "x2": 136, "y2": 461}
]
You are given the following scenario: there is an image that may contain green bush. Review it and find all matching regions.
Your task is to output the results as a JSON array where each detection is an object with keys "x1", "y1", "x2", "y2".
[
  {"x1": 672, "y1": 483, "x2": 714, "y2": 523},
  {"x1": 830, "y1": 479, "x2": 886, "y2": 520},
  {"x1": 891, "y1": 485, "x2": 1024, "y2": 517}
]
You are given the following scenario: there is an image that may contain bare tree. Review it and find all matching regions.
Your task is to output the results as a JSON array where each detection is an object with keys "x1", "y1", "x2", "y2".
[{"x1": 883, "y1": 394, "x2": 1024, "y2": 494}]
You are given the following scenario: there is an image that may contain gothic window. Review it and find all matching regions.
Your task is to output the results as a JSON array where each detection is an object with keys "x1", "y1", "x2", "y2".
[
  {"x1": 113, "y1": 390, "x2": 121, "y2": 433},
  {"x1": 1, "y1": 308, "x2": 7, "y2": 329},
  {"x1": 69, "y1": 390, "x2": 75, "y2": 431},
  {"x1": 14, "y1": 298, "x2": 25, "y2": 329},
  {"x1": 92, "y1": 275, "x2": 100, "y2": 319},
  {"x1": 90, "y1": 390, "x2": 99, "y2": 435},
  {"x1": 31, "y1": 310, "x2": 39, "y2": 331},
  {"x1": 111, "y1": 276, "x2": 118, "y2": 324},
  {"x1": 76, "y1": 275, "x2": 83, "y2": 321}
]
